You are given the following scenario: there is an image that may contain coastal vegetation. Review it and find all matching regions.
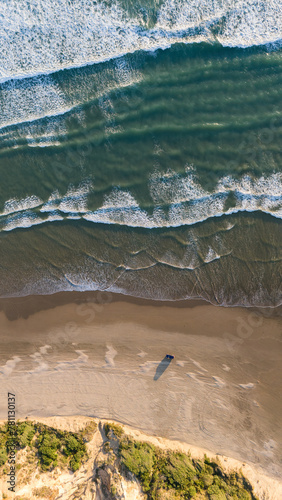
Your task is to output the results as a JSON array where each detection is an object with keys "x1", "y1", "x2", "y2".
[
  {"x1": 100, "y1": 424, "x2": 258, "y2": 500},
  {"x1": 0, "y1": 420, "x2": 91, "y2": 473},
  {"x1": 104, "y1": 422, "x2": 124, "y2": 439},
  {"x1": 118, "y1": 438, "x2": 257, "y2": 499},
  {"x1": 0, "y1": 419, "x2": 258, "y2": 499}
]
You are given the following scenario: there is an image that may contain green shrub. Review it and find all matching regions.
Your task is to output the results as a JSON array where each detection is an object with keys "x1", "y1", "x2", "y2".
[
  {"x1": 63, "y1": 434, "x2": 86, "y2": 471},
  {"x1": 38, "y1": 447, "x2": 58, "y2": 470},
  {"x1": 37, "y1": 432, "x2": 60, "y2": 470},
  {"x1": 64, "y1": 435, "x2": 81, "y2": 455},
  {"x1": 229, "y1": 471, "x2": 238, "y2": 486},
  {"x1": 16, "y1": 422, "x2": 36, "y2": 448},
  {"x1": 111, "y1": 485, "x2": 117, "y2": 495},
  {"x1": 79, "y1": 421, "x2": 97, "y2": 442},
  {"x1": 212, "y1": 476, "x2": 221, "y2": 487},
  {"x1": 162, "y1": 452, "x2": 196, "y2": 490},
  {"x1": 188, "y1": 485, "x2": 197, "y2": 497},
  {"x1": 104, "y1": 441, "x2": 111, "y2": 452},
  {"x1": 201, "y1": 474, "x2": 214, "y2": 487},
  {"x1": 0, "y1": 447, "x2": 8, "y2": 466},
  {"x1": 104, "y1": 422, "x2": 124, "y2": 439},
  {"x1": 193, "y1": 478, "x2": 204, "y2": 491},
  {"x1": 70, "y1": 457, "x2": 80, "y2": 472},
  {"x1": 120, "y1": 440, "x2": 155, "y2": 491},
  {"x1": 194, "y1": 459, "x2": 205, "y2": 473},
  {"x1": 202, "y1": 464, "x2": 214, "y2": 476},
  {"x1": 34, "y1": 426, "x2": 87, "y2": 472},
  {"x1": 207, "y1": 484, "x2": 227, "y2": 499},
  {"x1": 237, "y1": 491, "x2": 252, "y2": 500}
]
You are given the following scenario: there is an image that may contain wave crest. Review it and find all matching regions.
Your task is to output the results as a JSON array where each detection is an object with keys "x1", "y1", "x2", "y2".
[
  {"x1": 0, "y1": 170, "x2": 281, "y2": 232},
  {"x1": 1, "y1": 0, "x2": 281, "y2": 84}
]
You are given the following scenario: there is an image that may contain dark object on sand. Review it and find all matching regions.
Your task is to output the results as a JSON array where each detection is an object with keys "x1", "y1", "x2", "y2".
[{"x1": 154, "y1": 355, "x2": 174, "y2": 380}]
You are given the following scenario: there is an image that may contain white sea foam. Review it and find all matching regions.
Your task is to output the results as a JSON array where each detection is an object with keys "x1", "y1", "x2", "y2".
[
  {"x1": 212, "y1": 376, "x2": 226, "y2": 388},
  {"x1": 239, "y1": 382, "x2": 255, "y2": 389},
  {"x1": 24, "y1": 119, "x2": 68, "y2": 147},
  {"x1": 3, "y1": 213, "x2": 44, "y2": 232},
  {"x1": 204, "y1": 247, "x2": 221, "y2": 263},
  {"x1": 0, "y1": 75, "x2": 69, "y2": 129},
  {"x1": 0, "y1": 0, "x2": 281, "y2": 86},
  {"x1": 159, "y1": 247, "x2": 200, "y2": 270},
  {"x1": 217, "y1": 0, "x2": 282, "y2": 48},
  {"x1": 2, "y1": 195, "x2": 43, "y2": 216},
  {"x1": 0, "y1": 0, "x2": 280, "y2": 143},
  {"x1": 157, "y1": 0, "x2": 282, "y2": 48},
  {"x1": 84, "y1": 175, "x2": 231, "y2": 229},
  {"x1": 0, "y1": 170, "x2": 281, "y2": 232},
  {"x1": 104, "y1": 345, "x2": 118, "y2": 368},
  {"x1": 83, "y1": 188, "x2": 154, "y2": 227},
  {"x1": 0, "y1": 192, "x2": 64, "y2": 232},
  {"x1": 40, "y1": 182, "x2": 92, "y2": 214},
  {"x1": 39, "y1": 345, "x2": 52, "y2": 355},
  {"x1": 150, "y1": 167, "x2": 207, "y2": 204},
  {"x1": 0, "y1": 54, "x2": 143, "y2": 141},
  {"x1": 0, "y1": 356, "x2": 21, "y2": 376},
  {"x1": 148, "y1": 168, "x2": 282, "y2": 227}
]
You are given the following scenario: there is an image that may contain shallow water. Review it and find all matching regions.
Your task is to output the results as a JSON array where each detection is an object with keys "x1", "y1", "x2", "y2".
[{"x1": 0, "y1": 0, "x2": 281, "y2": 304}]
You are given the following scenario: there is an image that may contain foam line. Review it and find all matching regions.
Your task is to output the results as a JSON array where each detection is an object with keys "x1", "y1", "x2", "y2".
[
  {"x1": 0, "y1": 171, "x2": 281, "y2": 232},
  {"x1": 0, "y1": 0, "x2": 281, "y2": 85}
]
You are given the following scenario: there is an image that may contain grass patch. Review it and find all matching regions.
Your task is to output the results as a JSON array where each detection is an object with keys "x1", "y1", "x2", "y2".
[
  {"x1": 79, "y1": 420, "x2": 97, "y2": 442},
  {"x1": 33, "y1": 486, "x2": 59, "y2": 499},
  {"x1": 104, "y1": 422, "x2": 124, "y2": 439}
]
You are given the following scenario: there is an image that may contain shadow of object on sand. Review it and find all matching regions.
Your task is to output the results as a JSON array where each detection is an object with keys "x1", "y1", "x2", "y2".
[{"x1": 154, "y1": 356, "x2": 172, "y2": 380}]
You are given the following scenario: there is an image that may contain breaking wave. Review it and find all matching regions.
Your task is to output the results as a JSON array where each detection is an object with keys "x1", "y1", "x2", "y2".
[
  {"x1": 0, "y1": 170, "x2": 281, "y2": 232},
  {"x1": 1, "y1": 0, "x2": 282, "y2": 84}
]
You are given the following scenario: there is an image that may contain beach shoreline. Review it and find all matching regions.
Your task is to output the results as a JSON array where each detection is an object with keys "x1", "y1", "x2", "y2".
[
  {"x1": 0, "y1": 292, "x2": 281, "y2": 493},
  {"x1": 0, "y1": 290, "x2": 209, "y2": 322},
  {"x1": 0, "y1": 289, "x2": 281, "y2": 322}
]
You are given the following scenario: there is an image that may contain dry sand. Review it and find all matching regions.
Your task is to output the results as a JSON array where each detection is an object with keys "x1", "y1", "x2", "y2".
[{"x1": 0, "y1": 292, "x2": 281, "y2": 498}]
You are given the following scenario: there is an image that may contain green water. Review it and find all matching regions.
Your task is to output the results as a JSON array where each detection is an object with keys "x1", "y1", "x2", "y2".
[{"x1": 0, "y1": 43, "x2": 281, "y2": 304}]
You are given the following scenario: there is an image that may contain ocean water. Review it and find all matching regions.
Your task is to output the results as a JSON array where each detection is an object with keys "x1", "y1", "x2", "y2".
[{"x1": 0, "y1": 0, "x2": 281, "y2": 305}]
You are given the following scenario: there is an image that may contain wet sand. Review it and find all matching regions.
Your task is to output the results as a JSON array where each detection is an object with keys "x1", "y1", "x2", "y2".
[{"x1": 0, "y1": 292, "x2": 281, "y2": 490}]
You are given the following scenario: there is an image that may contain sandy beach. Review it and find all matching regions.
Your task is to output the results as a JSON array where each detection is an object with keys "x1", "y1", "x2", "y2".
[{"x1": 0, "y1": 292, "x2": 281, "y2": 497}]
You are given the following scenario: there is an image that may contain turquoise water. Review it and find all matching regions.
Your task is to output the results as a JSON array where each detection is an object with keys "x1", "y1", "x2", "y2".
[{"x1": 0, "y1": 0, "x2": 281, "y2": 305}]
